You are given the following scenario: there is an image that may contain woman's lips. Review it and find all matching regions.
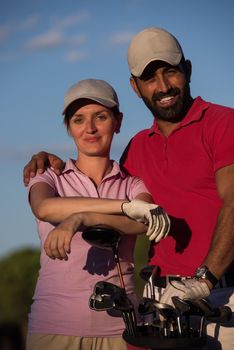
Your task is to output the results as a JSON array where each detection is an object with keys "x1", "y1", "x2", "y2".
[{"x1": 84, "y1": 137, "x2": 100, "y2": 142}]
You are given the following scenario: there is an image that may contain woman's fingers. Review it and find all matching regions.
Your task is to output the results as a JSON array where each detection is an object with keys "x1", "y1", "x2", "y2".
[{"x1": 44, "y1": 230, "x2": 72, "y2": 260}]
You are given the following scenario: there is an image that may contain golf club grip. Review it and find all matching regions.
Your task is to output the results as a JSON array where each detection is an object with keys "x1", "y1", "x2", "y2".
[{"x1": 205, "y1": 305, "x2": 232, "y2": 323}]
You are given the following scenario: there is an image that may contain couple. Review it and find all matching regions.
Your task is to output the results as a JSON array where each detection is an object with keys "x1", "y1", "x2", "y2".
[{"x1": 25, "y1": 27, "x2": 234, "y2": 350}]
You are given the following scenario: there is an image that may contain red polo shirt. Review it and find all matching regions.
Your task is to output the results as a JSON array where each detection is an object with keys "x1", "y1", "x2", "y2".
[{"x1": 121, "y1": 97, "x2": 234, "y2": 276}]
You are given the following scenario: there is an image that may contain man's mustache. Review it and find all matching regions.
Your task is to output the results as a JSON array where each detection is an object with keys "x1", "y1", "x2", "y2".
[{"x1": 152, "y1": 88, "x2": 180, "y2": 102}]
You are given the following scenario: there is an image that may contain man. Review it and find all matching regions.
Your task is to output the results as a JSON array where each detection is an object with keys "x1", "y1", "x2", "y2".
[{"x1": 24, "y1": 28, "x2": 234, "y2": 349}]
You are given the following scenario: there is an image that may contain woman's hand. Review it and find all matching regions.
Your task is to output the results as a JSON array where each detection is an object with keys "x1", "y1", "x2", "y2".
[{"x1": 44, "y1": 213, "x2": 84, "y2": 260}]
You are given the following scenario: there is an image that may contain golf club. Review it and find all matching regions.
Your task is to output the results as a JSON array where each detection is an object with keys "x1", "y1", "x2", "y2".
[
  {"x1": 82, "y1": 226, "x2": 125, "y2": 289},
  {"x1": 172, "y1": 296, "x2": 191, "y2": 336},
  {"x1": 139, "y1": 265, "x2": 155, "y2": 299}
]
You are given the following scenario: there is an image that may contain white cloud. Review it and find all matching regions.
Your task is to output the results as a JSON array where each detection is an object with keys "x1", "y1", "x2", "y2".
[
  {"x1": 67, "y1": 34, "x2": 86, "y2": 46},
  {"x1": 109, "y1": 31, "x2": 135, "y2": 45},
  {"x1": 25, "y1": 31, "x2": 64, "y2": 50},
  {"x1": 1, "y1": 11, "x2": 89, "y2": 56},
  {"x1": 23, "y1": 11, "x2": 88, "y2": 52},
  {"x1": 64, "y1": 50, "x2": 87, "y2": 63},
  {"x1": 53, "y1": 12, "x2": 90, "y2": 30},
  {"x1": 18, "y1": 15, "x2": 39, "y2": 31},
  {"x1": 25, "y1": 30, "x2": 87, "y2": 51},
  {"x1": 0, "y1": 15, "x2": 39, "y2": 45}
]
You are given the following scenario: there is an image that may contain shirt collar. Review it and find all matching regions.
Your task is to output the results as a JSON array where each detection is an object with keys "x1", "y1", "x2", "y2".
[{"x1": 62, "y1": 158, "x2": 126, "y2": 179}]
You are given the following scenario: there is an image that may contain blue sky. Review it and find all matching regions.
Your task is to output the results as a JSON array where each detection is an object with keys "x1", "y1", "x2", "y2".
[{"x1": 1, "y1": 0, "x2": 234, "y2": 257}]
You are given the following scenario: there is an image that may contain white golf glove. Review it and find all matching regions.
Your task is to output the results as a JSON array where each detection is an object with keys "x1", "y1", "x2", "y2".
[
  {"x1": 160, "y1": 278, "x2": 210, "y2": 308},
  {"x1": 122, "y1": 199, "x2": 170, "y2": 242}
]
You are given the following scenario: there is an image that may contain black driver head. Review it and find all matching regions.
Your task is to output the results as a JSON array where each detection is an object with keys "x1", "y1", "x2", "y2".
[{"x1": 82, "y1": 226, "x2": 121, "y2": 251}]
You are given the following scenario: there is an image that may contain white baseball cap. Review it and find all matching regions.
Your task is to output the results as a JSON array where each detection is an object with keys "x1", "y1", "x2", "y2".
[
  {"x1": 63, "y1": 79, "x2": 119, "y2": 115},
  {"x1": 128, "y1": 27, "x2": 183, "y2": 77}
]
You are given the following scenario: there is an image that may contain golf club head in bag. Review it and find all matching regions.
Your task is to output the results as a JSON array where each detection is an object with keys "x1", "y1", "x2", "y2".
[
  {"x1": 138, "y1": 297, "x2": 158, "y2": 316},
  {"x1": 123, "y1": 298, "x2": 208, "y2": 349},
  {"x1": 139, "y1": 265, "x2": 156, "y2": 300},
  {"x1": 172, "y1": 297, "x2": 232, "y2": 338},
  {"x1": 89, "y1": 281, "x2": 125, "y2": 311},
  {"x1": 89, "y1": 280, "x2": 137, "y2": 336},
  {"x1": 125, "y1": 296, "x2": 232, "y2": 348},
  {"x1": 139, "y1": 265, "x2": 155, "y2": 282},
  {"x1": 138, "y1": 297, "x2": 160, "y2": 328},
  {"x1": 184, "y1": 298, "x2": 232, "y2": 323}
]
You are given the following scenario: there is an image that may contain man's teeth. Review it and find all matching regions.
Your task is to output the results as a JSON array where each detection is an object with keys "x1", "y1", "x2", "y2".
[{"x1": 160, "y1": 96, "x2": 174, "y2": 102}]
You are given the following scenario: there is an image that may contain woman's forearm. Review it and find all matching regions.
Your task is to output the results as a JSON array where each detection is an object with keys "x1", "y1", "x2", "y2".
[
  {"x1": 44, "y1": 211, "x2": 148, "y2": 260},
  {"x1": 30, "y1": 182, "x2": 152, "y2": 224},
  {"x1": 79, "y1": 212, "x2": 147, "y2": 235},
  {"x1": 35, "y1": 197, "x2": 125, "y2": 223}
]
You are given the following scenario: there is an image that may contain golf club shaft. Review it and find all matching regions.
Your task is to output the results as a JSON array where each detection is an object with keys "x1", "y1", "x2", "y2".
[{"x1": 114, "y1": 253, "x2": 125, "y2": 289}]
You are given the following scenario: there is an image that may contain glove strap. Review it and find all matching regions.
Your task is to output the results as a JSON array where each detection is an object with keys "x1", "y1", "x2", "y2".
[{"x1": 121, "y1": 200, "x2": 130, "y2": 215}]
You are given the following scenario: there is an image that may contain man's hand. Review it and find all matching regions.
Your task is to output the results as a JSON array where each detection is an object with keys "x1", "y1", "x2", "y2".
[
  {"x1": 44, "y1": 213, "x2": 83, "y2": 260},
  {"x1": 122, "y1": 199, "x2": 170, "y2": 242},
  {"x1": 160, "y1": 278, "x2": 211, "y2": 308},
  {"x1": 23, "y1": 151, "x2": 65, "y2": 186}
]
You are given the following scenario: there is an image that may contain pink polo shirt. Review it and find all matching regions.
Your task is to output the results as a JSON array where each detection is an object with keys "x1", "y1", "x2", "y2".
[
  {"x1": 121, "y1": 97, "x2": 234, "y2": 276},
  {"x1": 28, "y1": 159, "x2": 150, "y2": 337}
]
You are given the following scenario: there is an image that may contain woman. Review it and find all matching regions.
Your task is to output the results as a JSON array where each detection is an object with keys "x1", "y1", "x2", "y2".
[{"x1": 26, "y1": 79, "x2": 169, "y2": 350}]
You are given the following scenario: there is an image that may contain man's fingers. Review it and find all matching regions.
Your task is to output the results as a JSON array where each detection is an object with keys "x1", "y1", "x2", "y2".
[
  {"x1": 23, "y1": 154, "x2": 43, "y2": 186},
  {"x1": 48, "y1": 154, "x2": 65, "y2": 175},
  {"x1": 23, "y1": 151, "x2": 65, "y2": 186},
  {"x1": 23, "y1": 152, "x2": 47, "y2": 186},
  {"x1": 23, "y1": 162, "x2": 35, "y2": 186},
  {"x1": 160, "y1": 279, "x2": 211, "y2": 308},
  {"x1": 34, "y1": 152, "x2": 50, "y2": 172}
]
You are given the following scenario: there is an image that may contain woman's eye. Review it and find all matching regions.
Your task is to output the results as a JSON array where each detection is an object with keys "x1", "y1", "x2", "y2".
[{"x1": 73, "y1": 117, "x2": 83, "y2": 124}]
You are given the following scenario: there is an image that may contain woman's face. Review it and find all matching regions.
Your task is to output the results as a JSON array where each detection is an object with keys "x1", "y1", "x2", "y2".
[{"x1": 68, "y1": 103, "x2": 122, "y2": 158}]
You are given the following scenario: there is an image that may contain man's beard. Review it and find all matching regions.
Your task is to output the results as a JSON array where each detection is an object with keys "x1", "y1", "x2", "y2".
[{"x1": 141, "y1": 84, "x2": 192, "y2": 123}]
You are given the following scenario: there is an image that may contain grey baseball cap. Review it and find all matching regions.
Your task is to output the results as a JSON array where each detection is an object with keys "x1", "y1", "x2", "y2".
[
  {"x1": 63, "y1": 79, "x2": 119, "y2": 115},
  {"x1": 128, "y1": 27, "x2": 183, "y2": 77}
]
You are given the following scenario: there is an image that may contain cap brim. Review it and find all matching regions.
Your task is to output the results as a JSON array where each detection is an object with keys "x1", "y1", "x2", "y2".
[
  {"x1": 62, "y1": 96, "x2": 118, "y2": 115},
  {"x1": 132, "y1": 53, "x2": 182, "y2": 77}
]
